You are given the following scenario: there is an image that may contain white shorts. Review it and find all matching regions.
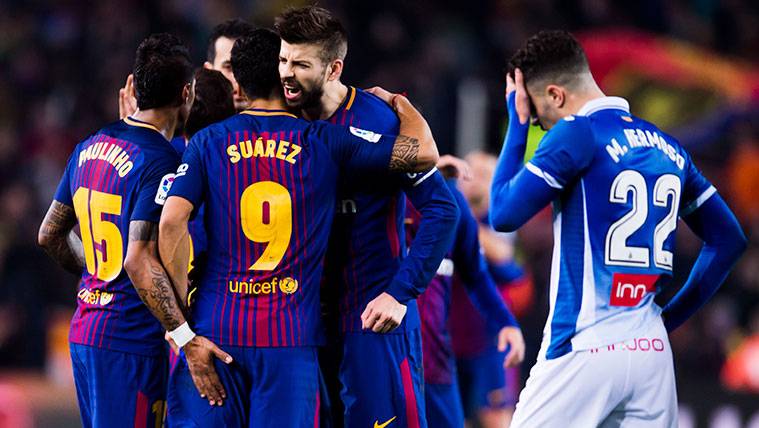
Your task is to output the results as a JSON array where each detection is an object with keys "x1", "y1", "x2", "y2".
[{"x1": 511, "y1": 319, "x2": 677, "y2": 428}]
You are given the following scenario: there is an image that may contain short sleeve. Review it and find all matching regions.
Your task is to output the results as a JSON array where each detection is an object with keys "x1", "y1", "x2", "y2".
[
  {"x1": 167, "y1": 136, "x2": 206, "y2": 208},
  {"x1": 526, "y1": 117, "x2": 595, "y2": 190},
  {"x1": 53, "y1": 150, "x2": 77, "y2": 207},
  {"x1": 307, "y1": 121, "x2": 395, "y2": 173},
  {"x1": 131, "y1": 150, "x2": 181, "y2": 222},
  {"x1": 679, "y1": 155, "x2": 716, "y2": 217}
]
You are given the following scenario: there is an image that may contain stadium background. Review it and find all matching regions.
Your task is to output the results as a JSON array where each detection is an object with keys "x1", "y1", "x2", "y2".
[{"x1": 0, "y1": 0, "x2": 757, "y2": 427}]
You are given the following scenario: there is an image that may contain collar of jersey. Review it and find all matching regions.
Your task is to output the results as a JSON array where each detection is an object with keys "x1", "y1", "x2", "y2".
[
  {"x1": 124, "y1": 116, "x2": 162, "y2": 134},
  {"x1": 576, "y1": 96, "x2": 630, "y2": 116},
  {"x1": 325, "y1": 86, "x2": 357, "y2": 122},
  {"x1": 241, "y1": 108, "x2": 297, "y2": 118}
]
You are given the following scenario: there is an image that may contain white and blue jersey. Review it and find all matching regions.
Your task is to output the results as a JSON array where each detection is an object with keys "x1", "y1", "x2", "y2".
[{"x1": 521, "y1": 97, "x2": 713, "y2": 360}]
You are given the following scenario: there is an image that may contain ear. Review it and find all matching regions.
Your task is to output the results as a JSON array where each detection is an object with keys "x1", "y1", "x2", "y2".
[
  {"x1": 327, "y1": 59, "x2": 344, "y2": 82},
  {"x1": 203, "y1": 61, "x2": 214, "y2": 70},
  {"x1": 182, "y1": 83, "x2": 192, "y2": 104},
  {"x1": 546, "y1": 85, "x2": 565, "y2": 108}
]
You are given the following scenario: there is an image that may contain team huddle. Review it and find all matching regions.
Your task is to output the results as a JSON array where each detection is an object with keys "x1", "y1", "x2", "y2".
[{"x1": 37, "y1": 5, "x2": 746, "y2": 428}]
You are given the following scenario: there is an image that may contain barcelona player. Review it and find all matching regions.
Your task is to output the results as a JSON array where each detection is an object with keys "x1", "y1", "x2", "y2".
[
  {"x1": 38, "y1": 34, "x2": 198, "y2": 428},
  {"x1": 158, "y1": 29, "x2": 440, "y2": 427},
  {"x1": 406, "y1": 177, "x2": 525, "y2": 428},
  {"x1": 276, "y1": 6, "x2": 460, "y2": 428},
  {"x1": 490, "y1": 31, "x2": 747, "y2": 426}
]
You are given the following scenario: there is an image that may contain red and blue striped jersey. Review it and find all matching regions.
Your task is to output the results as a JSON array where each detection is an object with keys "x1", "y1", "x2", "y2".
[
  {"x1": 411, "y1": 180, "x2": 517, "y2": 384},
  {"x1": 166, "y1": 108, "x2": 396, "y2": 347},
  {"x1": 323, "y1": 87, "x2": 459, "y2": 334},
  {"x1": 53, "y1": 117, "x2": 181, "y2": 356}
]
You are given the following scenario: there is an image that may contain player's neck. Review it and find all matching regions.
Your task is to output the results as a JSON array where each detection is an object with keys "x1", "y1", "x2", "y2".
[
  {"x1": 131, "y1": 108, "x2": 179, "y2": 141},
  {"x1": 248, "y1": 97, "x2": 288, "y2": 111},
  {"x1": 566, "y1": 82, "x2": 606, "y2": 116},
  {"x1": 305, "y1": 81, "x2": 348, "y2": 121}
]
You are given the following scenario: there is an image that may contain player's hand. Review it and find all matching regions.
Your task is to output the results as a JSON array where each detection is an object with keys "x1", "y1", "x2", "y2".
[
  {"x1": 361, "y1": 292, "x2": 408, "y2": 333},
  {"x1": 506, "y1": 68, "x2": 530, "y2": 125},
  {"x1": 183, "y1": 335, "x2": 233, "y2": 406},
  {"x1": 118, "y1": 74, "x2": 137, "y2": 119},
  {"x1": 165, "y1": 331, "x2": 179, "y2": 356},
  {"x1": 497, "y1": 326, "x2": 525, "y2": 368},
  {"x1": 365, "y1": 86, "x2": 395, "y2": 104},
  {"x1": 437, "y1": 154, "x2": 473, "y2": 180}
]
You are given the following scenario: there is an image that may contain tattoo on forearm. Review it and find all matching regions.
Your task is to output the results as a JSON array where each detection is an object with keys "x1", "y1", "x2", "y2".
[
  {"x1": 129, "y1": 221, "x2": 158, "y2": 242},
  {"x1": 136, "y1": 264, "x2": 184, "y2": 330},
  {"x1": 39, "y1": 201, "x2": 84, "y2": 274},
  {"x1": 389, "y1": 135, "x2": 420, "y2": 171}
]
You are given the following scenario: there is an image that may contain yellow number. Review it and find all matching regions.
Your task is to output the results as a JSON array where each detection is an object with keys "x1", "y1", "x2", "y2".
[
  {"x1": 72, "y1": 188, "x2": 124, "y2": 281},
  {"x1": 151, "y1": 400, "x2": 166, "y2": 428},
  {"x1": 240, "y1": 181, "x2": 292, "y2": 271}
]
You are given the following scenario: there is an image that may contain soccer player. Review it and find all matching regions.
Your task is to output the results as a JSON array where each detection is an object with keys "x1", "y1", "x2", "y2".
[
  {"x1": 406, "y1": 178, "x2": 525, "y2": 428},
  {"x1": 276, "y1": 7, "x2": 460, "y2": 428},
  {"x1": 118, "y1": 18, "x2": 254, "y2": 118},
  {"x1": 489, "y1": 30, "x2": 747, "y2": 426},
  {"x1": 38, "y1": 33, "x2": 199, "y2": 428},
  {"x1": 158, "y1": 29, "x2": 440, "y2": 427}
]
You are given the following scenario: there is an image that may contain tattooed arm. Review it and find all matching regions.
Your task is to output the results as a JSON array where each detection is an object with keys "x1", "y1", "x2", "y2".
[
  {"x1": 123, "y1": 220, "x2": 187, "y2": 330},
  {"x1": 38, "y1": 201, "x2": 85, "y2": 274},
  {"x1": 366, "y1": 87, "x2": 439, "y2": 172}
]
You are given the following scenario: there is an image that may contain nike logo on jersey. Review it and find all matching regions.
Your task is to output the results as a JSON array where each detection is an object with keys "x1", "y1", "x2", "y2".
[{"x1": 374, "y1": 416, "x2": 396, "y2": 428}]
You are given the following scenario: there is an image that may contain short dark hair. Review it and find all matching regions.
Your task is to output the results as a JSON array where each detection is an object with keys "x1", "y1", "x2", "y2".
[
  {"x1": 274, "y1": 6, "x2": 348, "y2": 63},
  {"x1": 133, "y1": 33, "x2": 193, "y2": 110},
  {"x1": 231, "y1": 28, "x2": 282, "y2": 100},
  {"x1": 207, "y1": 18, "x2": 256, "y2": 62},
  {"x1": 508, "y1": 30, "x2": 589, "y2": 88},
  {"x1": 185, "y1": 68, "x2": 235, "y2": 138}
]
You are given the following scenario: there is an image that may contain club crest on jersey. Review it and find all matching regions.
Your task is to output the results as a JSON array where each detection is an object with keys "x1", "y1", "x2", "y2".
[
  {"x1": 155, "y1": 173, "x2": 175, "y2": 205},
  {"x1": 349, "y1": 126, "x2": 382, "y2": 143}
]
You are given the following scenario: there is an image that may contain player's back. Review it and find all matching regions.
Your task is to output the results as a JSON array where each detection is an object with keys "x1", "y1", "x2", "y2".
[
  {"x1": 177, "y1": 108, "x2": 395, "y2": 347},
  {"x1": 529, "y1": 97, "x2": 714, "y2": 359},
  {"x1": 61, "y1": 117, "x2": 180, "y2": 356}
]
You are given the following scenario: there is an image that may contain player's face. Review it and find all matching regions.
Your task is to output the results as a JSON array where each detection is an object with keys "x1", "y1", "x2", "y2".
[
  {"x1": 205, "y1": 36, "x2": 249, "y2": 110},
  {"x1": 529, "y1": 90, "x2": 563, "y2": 130},
  {"x1": 278, "y1": 41, "x2": 330, "y2": 110}
]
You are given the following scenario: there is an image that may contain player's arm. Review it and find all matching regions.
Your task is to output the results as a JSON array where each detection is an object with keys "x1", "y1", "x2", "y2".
[
  {"x1": 38, "y1": 201, "x2": 85, "y2": 274},
  {"x1": 362, "y1": 169, "x2": 459, "y2": 333},
  {"x1": 38, "y1": 152, "x2": 85, "y2": 274},
  {"x1": 448, "y1": 180, "x2": 525, "y2": 367},
  {"x1": 662, "y1": 193, "x2": 747, "y2": 331},
  {"x1": 157, "y1": 139, "x2": 232, "y2": 407},
  {"x1": 124, "y1": 220, "x2": 187, "y2": 331},
  {"x1": 490, "y1": 71, "x2": 592, "y2": 232},
  {"x1": 366, "y1": 87, "x2": 439, "y2": 171}
]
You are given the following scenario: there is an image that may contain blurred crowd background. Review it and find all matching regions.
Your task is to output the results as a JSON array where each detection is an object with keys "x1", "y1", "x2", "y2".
[{"x1": 0, "y1": 0, "x2": 757, "y2": 426}]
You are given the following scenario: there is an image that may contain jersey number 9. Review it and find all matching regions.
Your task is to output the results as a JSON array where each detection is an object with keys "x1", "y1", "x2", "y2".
[{"x1": 240, "y1": 181, "x2": 292, "y2": 271}]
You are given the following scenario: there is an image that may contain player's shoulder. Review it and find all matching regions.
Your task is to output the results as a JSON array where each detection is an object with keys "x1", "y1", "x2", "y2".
[{"x1": 350, "y1": 87, "x2": 399, "y2": 128}]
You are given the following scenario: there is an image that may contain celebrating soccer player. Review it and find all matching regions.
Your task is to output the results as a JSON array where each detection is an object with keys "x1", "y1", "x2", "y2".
[
  {"x1": 406, "y1": 176, "x2": 525, "y2": 428},
  {"x1": 38, "y1": 34, "x2": 198, "y2": 428},
  {"x1": 276, "y1": 6, "x2": 460, "y2": 428},
  {"x1": 157, "y1": 28, "x2": 441, "y2": 427},
  {"x1": 489, "y1": 30, "x2": 747, "y2": 426}
]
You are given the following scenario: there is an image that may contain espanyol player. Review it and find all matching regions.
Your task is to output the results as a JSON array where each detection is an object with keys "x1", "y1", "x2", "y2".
[{"x1": 490, "y1": 30, "x2": 746, "y2": 427}]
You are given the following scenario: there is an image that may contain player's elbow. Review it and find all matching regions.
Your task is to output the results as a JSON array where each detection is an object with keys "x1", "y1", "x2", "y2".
[
  {"x1": 489, "y1": 209, "x2": 519, "y2": 233},
  {"x1": 122, "y1": 247, "x2": 144, "y2": 280},
  {"x1": 37, "y1": 224, "x2": 58, "y2": 249}
]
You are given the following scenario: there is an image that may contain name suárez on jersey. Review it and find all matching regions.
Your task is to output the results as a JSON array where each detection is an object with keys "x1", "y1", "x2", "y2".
[
  {"x1": 605, "y1": 128, "x2": 685, "y2": 170},
  {"x1": 78, "y1": 141, "x2": 134, "y2": 177},
  {"x1": 227, "y1": 138, "x2": 302, "y2": 165}
]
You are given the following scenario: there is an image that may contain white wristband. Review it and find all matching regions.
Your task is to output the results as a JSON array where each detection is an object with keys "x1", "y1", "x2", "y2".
[{"x1": 168, "y1": 322, "x2": 196, "y2": 348}]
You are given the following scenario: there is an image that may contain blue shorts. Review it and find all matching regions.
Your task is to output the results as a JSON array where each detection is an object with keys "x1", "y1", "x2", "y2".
[
  {"x1": 425, "y1": 381, "x2": 464, "y2": 428},
  {"x1": 167, "y1": 346, "x2": 321, "y2": 427},
  {"x1": 339, "y1": 329, "x2": 426, "y2": 428},
  {"x1": 70, "y1": 343, "x2": 167, "y2": 428},
  {"x1": 456, "y1": 346, "x2": 518, "y2": 418}
]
